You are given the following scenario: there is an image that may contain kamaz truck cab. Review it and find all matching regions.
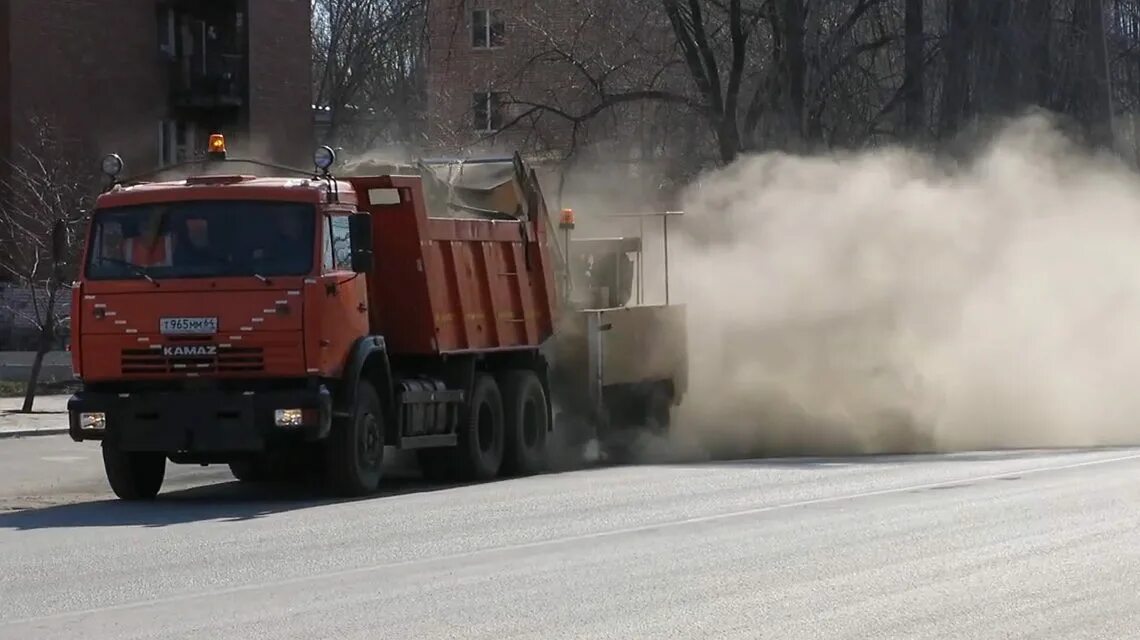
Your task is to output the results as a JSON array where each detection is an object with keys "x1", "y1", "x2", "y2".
[{"x1": 66, "y1": 137, "x2": 389, "y2": 498}]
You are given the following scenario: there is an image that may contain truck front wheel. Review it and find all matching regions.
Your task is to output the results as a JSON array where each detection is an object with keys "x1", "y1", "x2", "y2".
[
  {"x1": 324, "y1": 380, "x2": 384, "y2": 496},
  {"x1": 102, "y1": 444, "x2": 166, "y2": 500}
]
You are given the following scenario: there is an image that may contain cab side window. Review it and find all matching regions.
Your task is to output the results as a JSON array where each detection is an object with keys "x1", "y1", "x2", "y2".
[
  {"x1": 323, "y1": 215, "x2": 353, "y2": 272},
  {"x1": 322, "y1": 215, "x2": 336, "y2": 272}
]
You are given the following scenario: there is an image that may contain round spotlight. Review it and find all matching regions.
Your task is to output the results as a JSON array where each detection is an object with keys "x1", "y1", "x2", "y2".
[
  {"x1": 314, "y1": 146, "x2": 336, "y2": 171},
  {"x1": 101, "y1": 153, "x2": 124, "y2": 178}
]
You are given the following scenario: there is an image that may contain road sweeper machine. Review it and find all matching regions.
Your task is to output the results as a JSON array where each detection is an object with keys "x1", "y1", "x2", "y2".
[{"x1": 60, "y1": 136, "x2": 687, "y2": 500}]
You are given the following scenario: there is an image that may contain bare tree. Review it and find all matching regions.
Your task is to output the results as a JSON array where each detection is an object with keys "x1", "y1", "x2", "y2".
[
  {"x1": 489, "y1": 0, "x2": 903, "y2": 165},
  {"x1": 902, "y1": 0, "x2": 925, "y2": 137},
  {"x1": 419, "y1": 0, "x2": 1140, "y2": 174},
  {"x1": 312, "y1": 0, "x2": 429, "y2": 151},
  {"x1": 0, "y1": 119, "x2": 92, "y2": 412}
]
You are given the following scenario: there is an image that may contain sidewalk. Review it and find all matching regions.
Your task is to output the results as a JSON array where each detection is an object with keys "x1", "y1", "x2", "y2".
[{"x1": 0, "y1": 394, "x2": 72, "y2": 438}]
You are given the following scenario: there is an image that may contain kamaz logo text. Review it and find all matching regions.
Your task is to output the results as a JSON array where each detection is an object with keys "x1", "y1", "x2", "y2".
[{"x1": 162, "y1": 345, "x2": 218, "y2": 358}]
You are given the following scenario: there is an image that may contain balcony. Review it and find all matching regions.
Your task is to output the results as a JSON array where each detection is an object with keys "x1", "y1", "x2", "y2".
[{"x1": 169, "y1": 53, "x2": 246, "y2": 110}]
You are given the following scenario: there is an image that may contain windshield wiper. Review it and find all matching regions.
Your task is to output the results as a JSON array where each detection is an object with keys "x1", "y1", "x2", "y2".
[
  {"x1": 98, "y1": 258, "x2": 159, "y2": 286},
  {"x1": 252, "y1": 273, "x2": 273, "y2": 285}
]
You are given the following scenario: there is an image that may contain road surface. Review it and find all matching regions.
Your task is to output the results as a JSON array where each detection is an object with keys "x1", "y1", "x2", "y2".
[{"x1": 1, "y1": 436, "x2": 1139, "y2": 639}]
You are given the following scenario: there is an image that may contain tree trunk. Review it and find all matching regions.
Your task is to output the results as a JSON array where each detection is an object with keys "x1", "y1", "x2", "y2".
[
  {"x1": 1086, "y1": 0, "x2": 1113, "y2": 148},
  {"x1": 781, "y1": 0, "x2": 806, "y2": 146},
  {"x1": 20, "y1": 286, "x2": 57, "y2": 414},
  {"x1": 903, "y1": 0, "x2": 925, "y2": 138},
  {"x1": 1023, "y1": 0, "x2": 1053, "y2": 107},
  {"x1": 990, "y1": 1, "x2": 1017, "y2": 115},
  {"x1": 940, "y1": 0, "x2": 973, "y2": 138}
]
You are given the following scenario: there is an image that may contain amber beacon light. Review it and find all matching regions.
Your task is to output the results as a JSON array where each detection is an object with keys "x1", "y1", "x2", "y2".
[
  {"x1": 206, "y1": 133, "x2": 227, "y2": 160},
  {"x1": 559, "y1": 208, "x2": 576, "y2": 230}
]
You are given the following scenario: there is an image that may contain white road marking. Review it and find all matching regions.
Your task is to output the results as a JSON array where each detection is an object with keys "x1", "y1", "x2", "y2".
[
  {"x1": 5, "y1": 449, "x2": 1140, "y2": 626},
  {"x1": 39, "y1": 456, "x2": 87, "y2": 463}
]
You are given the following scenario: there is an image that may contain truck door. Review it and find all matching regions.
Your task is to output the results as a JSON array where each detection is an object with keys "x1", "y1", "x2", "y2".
[{"x1": 318, "y1": 214, "x2": 370, "y2": 375}]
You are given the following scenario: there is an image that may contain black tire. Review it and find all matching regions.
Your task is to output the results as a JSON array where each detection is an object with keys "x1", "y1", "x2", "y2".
[
  {"x1": 102, "y1": 444, "x2": 166, "y2": 500},
  {"x1": 454, "y1": 373, "x2": 505, "y2": 481},
  {"x1": 228, "y1": 457, "x2": 271, "y2": 483},
  {"x1": 500, "y1": 369, "x2": 549, "y2": 477},
  {"x1": 324, "y1": 380, "x2": 384, "y2": 497}
]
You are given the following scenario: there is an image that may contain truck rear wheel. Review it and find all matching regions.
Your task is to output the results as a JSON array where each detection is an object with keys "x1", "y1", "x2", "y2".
[
  {"x1": 102, "y1": 444, "x2": 166, "y2": 500},
  {"x1": 324, "y1": 380, "x2": 384, "y2": 496},
  {"x1": 454, "y1": 373, "x2": 505, "y2": 481},
  {"x1": 500, "y1": 369, "x2": 549, "y2": 476}
]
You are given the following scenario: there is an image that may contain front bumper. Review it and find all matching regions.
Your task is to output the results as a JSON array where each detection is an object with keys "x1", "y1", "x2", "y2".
[{"x1": 68, "y1": 385, "x2": 332, "y2": 453}]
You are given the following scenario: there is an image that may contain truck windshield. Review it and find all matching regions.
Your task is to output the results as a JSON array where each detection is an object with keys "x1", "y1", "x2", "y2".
[{"x1": 84, "y1": 200, "x2": 316, "y2": 280}]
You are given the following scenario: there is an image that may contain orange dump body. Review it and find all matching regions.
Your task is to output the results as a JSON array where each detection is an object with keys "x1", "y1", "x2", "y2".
[{"x1": 348, "y1": 174, "x2": 558, "y2": 355}]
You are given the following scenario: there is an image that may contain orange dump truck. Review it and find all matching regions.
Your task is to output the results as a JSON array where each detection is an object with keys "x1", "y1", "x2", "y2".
[{"x1": 61, "y1": 136, "x2": 686, "y2": 499}]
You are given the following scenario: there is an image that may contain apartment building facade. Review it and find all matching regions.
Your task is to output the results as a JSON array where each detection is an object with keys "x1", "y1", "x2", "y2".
[
  {"x1": 424, "y1": 1, "x2": 692, "y2": 213},
  {"x1": 424, "y1": 1, "x2": 678, "y2": 157},
  {"x1": 0, "y1": 0, "x2": 313, "y2": 181},
  {"x1": 0, "y1": 0, "x2": 312, "y2": 337}
]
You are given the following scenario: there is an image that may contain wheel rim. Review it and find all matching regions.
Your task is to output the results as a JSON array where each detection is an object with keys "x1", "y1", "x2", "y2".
[
  {"x1": 522, "y1": 398, "x2": 540, "y2": 448},
  {"x1": 358, "y1": 412, "x2": 383, "y2": 469},
  {"x1": 477, "y1": 403, "x2": 496, "y2": 453}
]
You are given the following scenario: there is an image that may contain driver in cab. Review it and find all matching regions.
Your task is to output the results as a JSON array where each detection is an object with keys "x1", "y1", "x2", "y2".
[{"x1": 122, "y1": 211, "x2": 173, "y2": 267}]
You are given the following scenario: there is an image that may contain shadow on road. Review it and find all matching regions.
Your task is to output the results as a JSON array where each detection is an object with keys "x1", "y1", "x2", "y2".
[
  {"x1": 0, "y1": 443, "x2": 610, "y2": 531},
  {"x1": 0, "y1": 473, "x2": 469, "y2": 531}
]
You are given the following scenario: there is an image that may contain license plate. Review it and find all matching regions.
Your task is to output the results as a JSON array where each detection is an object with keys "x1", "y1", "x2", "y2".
[
  {"x1": 159, "y1": 317, "x2": 218, "y2": 335},
  {"x1": 163, "y1": 344, "x2": 218, "y2": 357}
]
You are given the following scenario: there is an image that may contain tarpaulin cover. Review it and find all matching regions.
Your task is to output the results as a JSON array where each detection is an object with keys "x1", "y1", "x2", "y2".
[{"x1": 339, "y1": 157, "x2": 525, "y2": 220}]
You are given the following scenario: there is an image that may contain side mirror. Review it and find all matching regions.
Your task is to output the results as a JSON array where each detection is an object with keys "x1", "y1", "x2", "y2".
[
  {"x1": 50, "y1": 219, "x2": 67, "y2": 282},
  {"x1": 348, "y1": 212, "x2": 373, "y2": 273}
]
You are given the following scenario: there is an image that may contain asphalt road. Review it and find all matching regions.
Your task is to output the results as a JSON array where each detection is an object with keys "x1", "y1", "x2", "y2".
[{"x1": 1, "y1": 436, "x2": 1139, "y2": 639}]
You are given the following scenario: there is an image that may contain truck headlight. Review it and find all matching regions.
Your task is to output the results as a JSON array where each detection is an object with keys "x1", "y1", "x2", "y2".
[
  {"x1": 79, "y1": 412, "x2": 106, "y2": 430},
  {"x1": 274, "y1": 409, "x2": 304, "y2": 427}
]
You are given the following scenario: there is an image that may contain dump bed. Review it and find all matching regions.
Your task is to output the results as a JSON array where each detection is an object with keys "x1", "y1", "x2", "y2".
[{"x1": 346, "y1": 171, "x2": 558, "y2": 355}]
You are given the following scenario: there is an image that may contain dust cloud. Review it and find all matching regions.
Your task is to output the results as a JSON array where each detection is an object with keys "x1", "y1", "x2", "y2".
[{"x1": 664, "y1": 113, "x2": 1140, "y2": 459}]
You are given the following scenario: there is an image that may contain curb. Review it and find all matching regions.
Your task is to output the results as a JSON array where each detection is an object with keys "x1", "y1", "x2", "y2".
[{"x1": 0, "y1": 428, "x2": 70, "y2": 439}]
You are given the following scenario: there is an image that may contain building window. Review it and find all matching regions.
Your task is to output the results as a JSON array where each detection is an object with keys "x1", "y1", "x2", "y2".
[
  {"x1": 473, "y1": 91, "x2": 506, "y2": 132},
  {"x1": 158, "y1": 120, "x2": 177, "y2": 165},
  {"x1": 158, "y1": 120, "x2": 199, "y2": 164},
  {"x1": 157, "y1": 5, "x2": 176, "y2": 58},
  {"x1": 472, "y1": 8, "x2": 504, "y2": 48}
]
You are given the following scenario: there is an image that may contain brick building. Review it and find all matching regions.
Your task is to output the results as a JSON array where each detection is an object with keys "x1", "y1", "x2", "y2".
[
  {"x1": 424, "y1": 1, "x2": 678, "y2": 157},
  {"x1": 0, "y1": 0, "x2": 313, "y2": 180},
  {"x1": 0, "y1": 0, "x2": 312, "y2": 343},
  {"x1": 424, "y1": 1, "x2": 691, "y2": 211}
]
